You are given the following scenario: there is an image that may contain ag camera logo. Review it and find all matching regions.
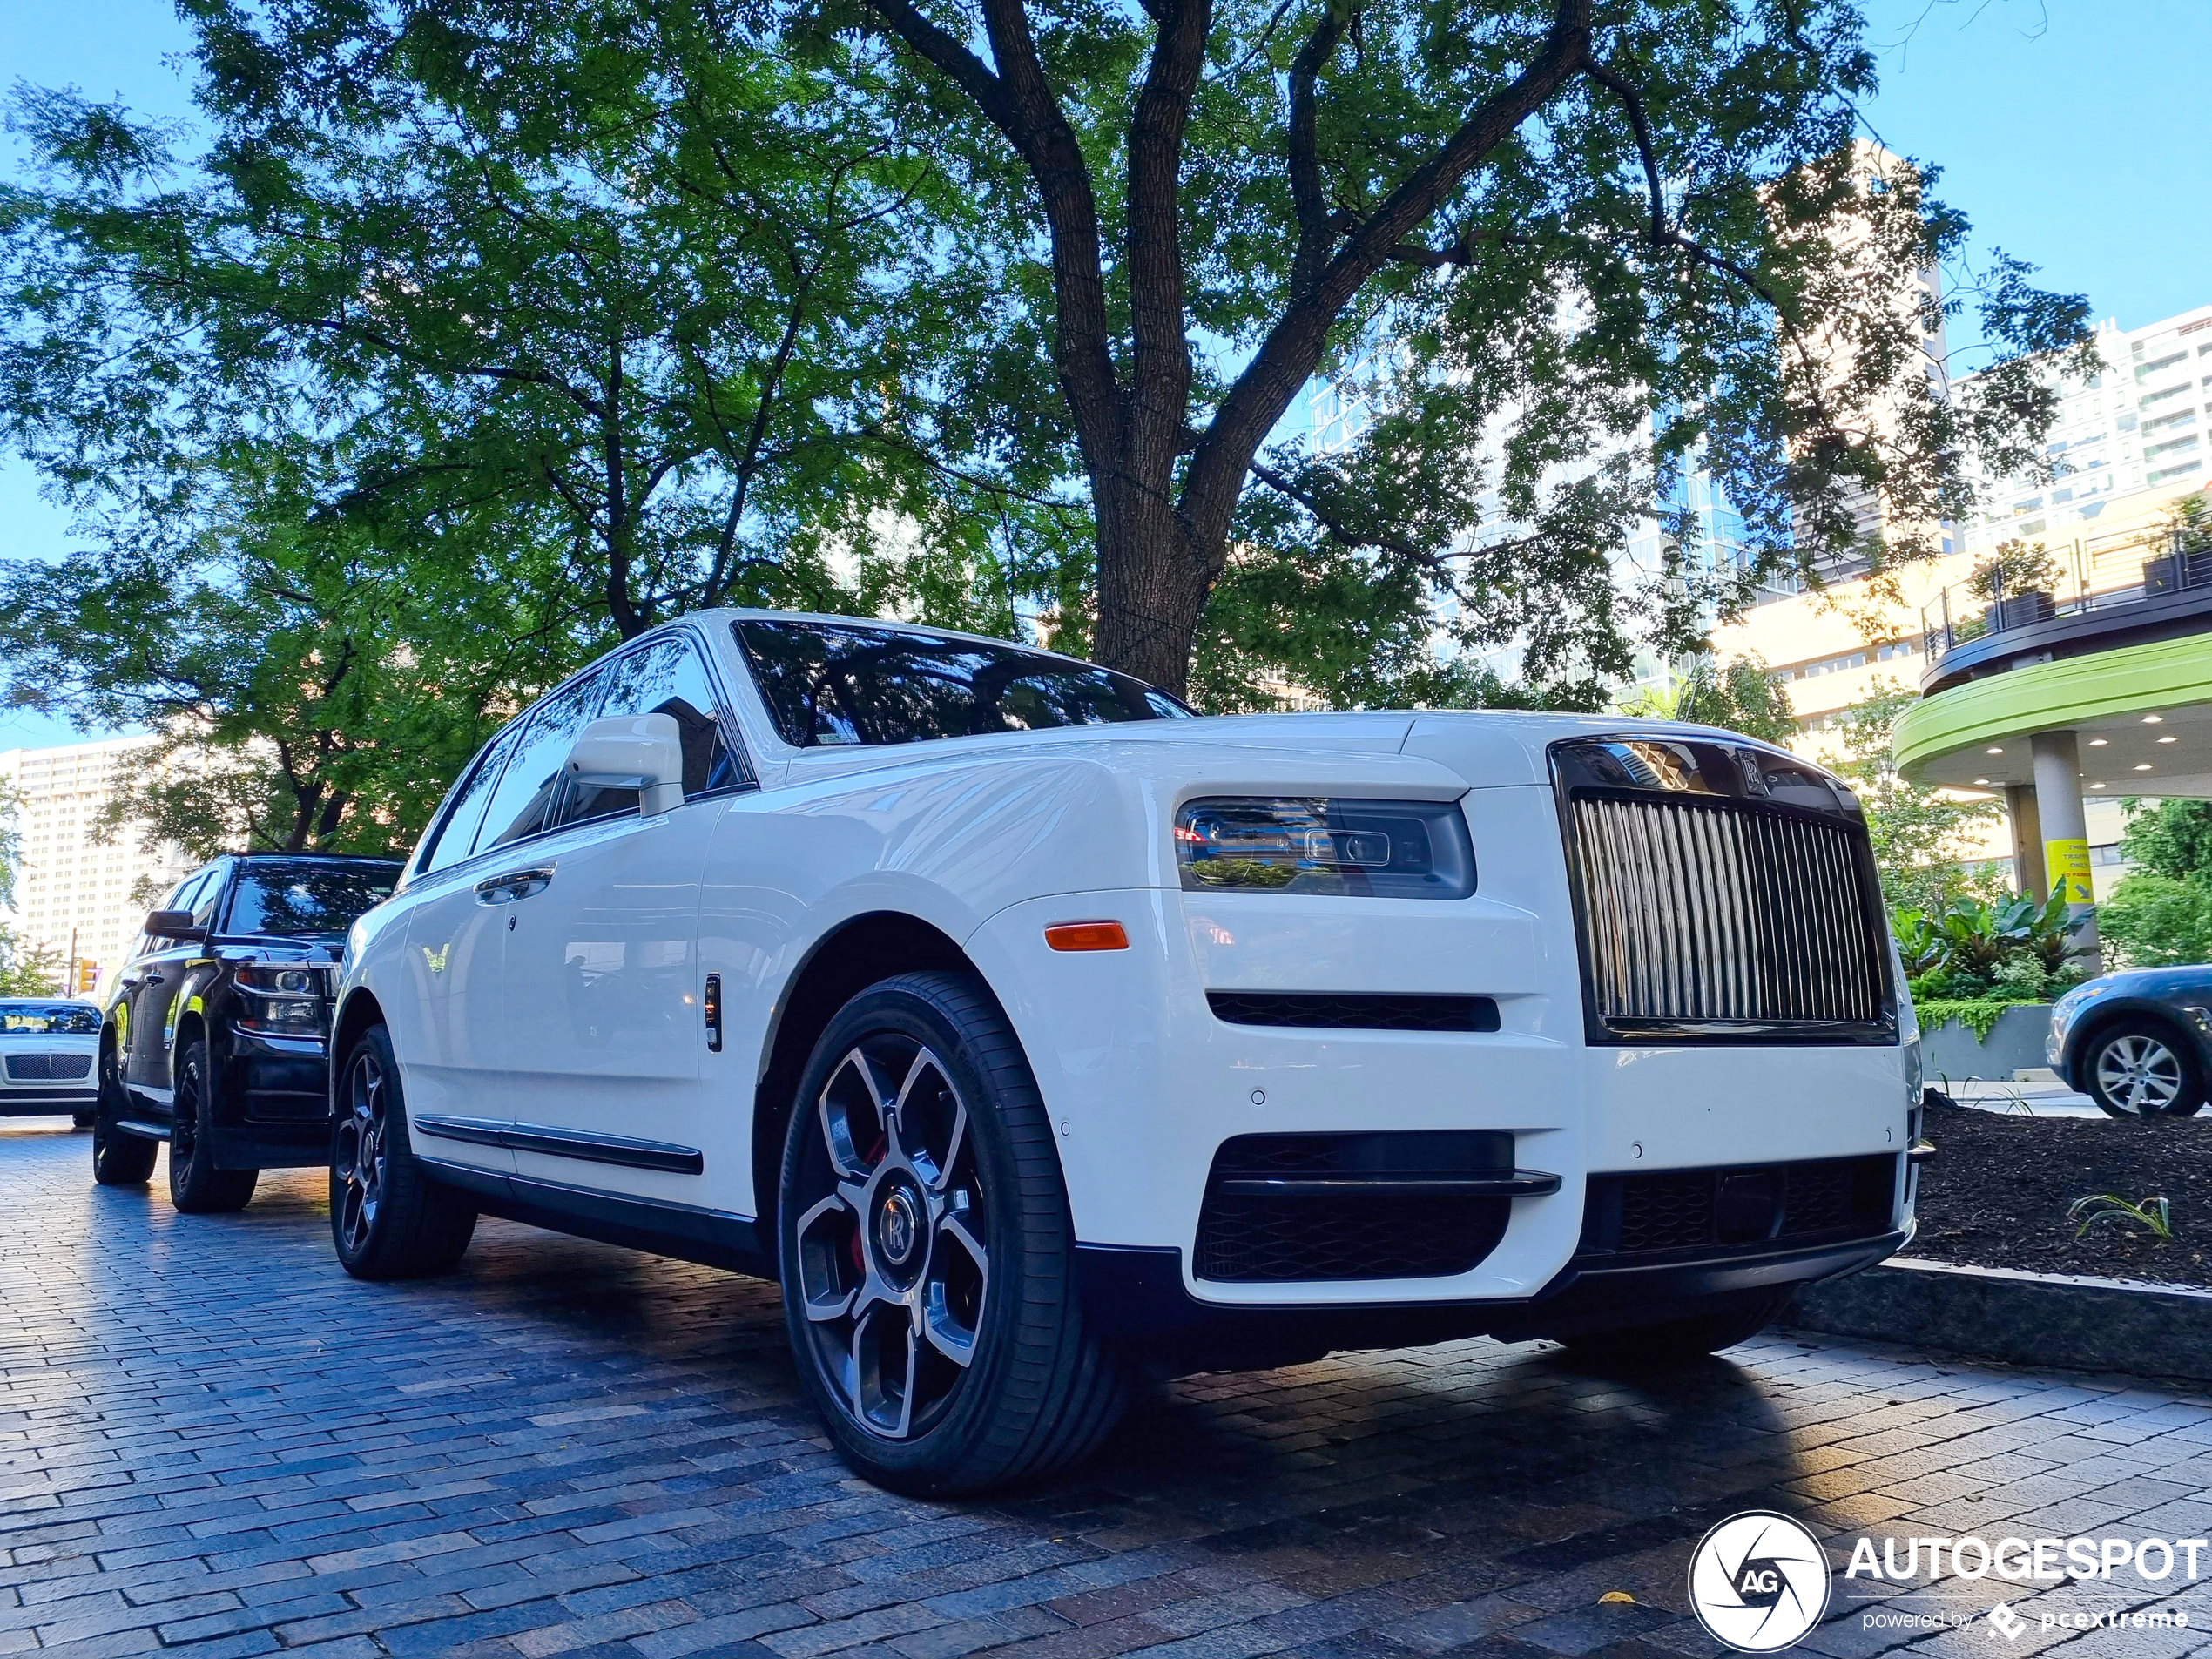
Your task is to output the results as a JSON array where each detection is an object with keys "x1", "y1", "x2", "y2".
[{"x1": 1688, "y1": 1511, "x2": 1832, "y2": 1651}]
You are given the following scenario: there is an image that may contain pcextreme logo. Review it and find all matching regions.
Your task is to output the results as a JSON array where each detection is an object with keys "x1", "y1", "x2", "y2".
[{"x1": 1687, "y1": 1511, "x2": 1832, "y2": 1652}]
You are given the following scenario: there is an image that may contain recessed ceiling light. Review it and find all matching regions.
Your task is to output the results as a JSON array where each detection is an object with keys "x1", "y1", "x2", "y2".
[
  {"x1": 2090, "y1": 738, "x2": 2108, "y2": 746},
  {"x1": 2160, "y1": 736, "x2": 2176, "y2": 744},
  {"x1": 1973, "y1": 778, "x2": 1990, "y2": 785},
  {"x1": 2135, "y1": 764, "x2": 2154, "y2": 771},
  {"x1": 2144, "y1": 714, "x2": 2164, "y2": 724},
  {"x1": 1986, "y1": 746, "x2": 2004, "y2": 754},
  {"x1": 2091, "y1": 782, "x2": 2107, "y2": 789}
]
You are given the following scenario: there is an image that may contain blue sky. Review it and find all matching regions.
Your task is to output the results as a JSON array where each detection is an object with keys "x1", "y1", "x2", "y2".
[{"x1": 3, "y1": 0, "x2": 2207, "y2": 750}]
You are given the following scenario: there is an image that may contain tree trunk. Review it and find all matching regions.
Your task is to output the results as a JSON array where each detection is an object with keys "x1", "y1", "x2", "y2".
[{"x1": 1089, "y1": 449, "x2": 1214, "y2": 698}]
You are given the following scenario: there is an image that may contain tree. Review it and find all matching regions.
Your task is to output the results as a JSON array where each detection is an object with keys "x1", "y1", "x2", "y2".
[
  {"x1": 834, "y1": 0, "x2": 2093, "y2": 694},
  {"x1": 0, "y1": 442, "x2": 579, "y2": 855},
  {"x1": 1830, "y1": 678, "x2": 2001, "y2": 915},
  {"x1": 1615, "y1": 652, "x2": 1797, "y2": 743},
  {"x1": 2117, "y1": 798, "x2": 2212, "y2": 883},
  {"x1": 0, "y1": 0, "x2": 1008, "y2": 659}
]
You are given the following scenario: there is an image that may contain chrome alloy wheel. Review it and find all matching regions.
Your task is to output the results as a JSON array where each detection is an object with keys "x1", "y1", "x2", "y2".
[
  {"x1": 334, "y1": 1046, "x2": 390, "y2": 1254},
  {"x1": 2095, "y1": 1034, "x2": 2184, "y2": 1115},
  {"x1": 791, "y1": 1035, "x2": 989, "y2": 1440}
]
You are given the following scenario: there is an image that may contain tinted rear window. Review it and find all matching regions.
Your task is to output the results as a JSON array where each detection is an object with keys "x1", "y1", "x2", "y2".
[
  {"x1": 0, "y1": 1003, "x2": 100, "y2": 1035},
  {"x1": 732, "y1": 620, "x2": 1190, "y2": 748},
  {"x1": 223, "y1": 863, "x2": 401, "y2": 937}
]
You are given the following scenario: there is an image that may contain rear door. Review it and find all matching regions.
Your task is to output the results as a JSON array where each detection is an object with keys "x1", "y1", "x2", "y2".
[{"x1": 497, "y1": 631, "x2": 745, "y2": 1202}]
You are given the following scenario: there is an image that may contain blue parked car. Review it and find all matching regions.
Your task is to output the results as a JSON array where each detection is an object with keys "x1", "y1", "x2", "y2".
[{"x1": 2048, "y1": 968, "x2": 2212, "y2": 1118}]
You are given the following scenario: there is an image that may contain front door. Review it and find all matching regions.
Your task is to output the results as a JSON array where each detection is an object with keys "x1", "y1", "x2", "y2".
[
  {"x1": 384, "y1": 726, "x2": 525, "y2": 1182},
  {"x1": 124, "y1": 864, "x2": 221, "y2": 1115},
  {"x1": 496, "y1": 631, "x2": 745, "y2": 1203}
]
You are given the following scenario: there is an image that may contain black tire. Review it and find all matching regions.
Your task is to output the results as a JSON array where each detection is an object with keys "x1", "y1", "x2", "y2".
[
  {"x1": 778, "y1": 971, "x2": 1125, "y2": 1495},
  {"x1": 71, "y1": 1110, "x2": 96, "y2": 1130},
  {"x1": 167, "y1": 1039, "x2": 259, "y2": 1213},
  {"x1": 1557, "y1": 1289, "x2": 1791, "y2": 1368},
  {"x1": 91, "y1": 1046, "x2": 158, "y2": 1186},
  {"x1": 2082, "y1": 1019, "x2": 2205, "y2": 1118},
  {"x1": 331, "y1": 1023, "x2": 477, "y2": 1278}
]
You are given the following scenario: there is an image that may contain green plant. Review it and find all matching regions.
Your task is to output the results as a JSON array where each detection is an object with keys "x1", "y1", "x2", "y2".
[
  {"x1": 2068, "y1": 1194, "x2": 2174, "y2": 1241},
  {"x1": 1966, "y1": 539, "x2": 2062, "y2": 603},
  {"x1": 1892, "y1": 891, "x2": 2084, "y2": 998},
  {"x1": 1915, "y1": 999, "x2": 2029, "y2": 1043}
]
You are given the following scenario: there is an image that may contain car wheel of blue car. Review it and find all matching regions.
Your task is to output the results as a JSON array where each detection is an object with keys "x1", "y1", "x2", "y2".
[
  {"x1": 779, "y1": 971, "x2": 1126, "y2": 1495},
  {"x1": 2085, "y1": 1020, "x2": 2206, "y2": 1119}
]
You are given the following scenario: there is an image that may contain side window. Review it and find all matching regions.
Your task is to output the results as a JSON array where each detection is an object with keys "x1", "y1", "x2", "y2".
[
  {"x1": 471, "y1": 671, "x2": 606, "y2": 855},
  {"x1": 421, "y1": 727, "x2": 520, "y2": 876},
  {"x1": 153, "y1": 868, "x2": 213, "y2": 941},
  {"x1": 189, "y1": 865, "x2": 227, "y2": 930},
  {"x1": 564, "y1": 635, "x2": 742, "y2": 826}
]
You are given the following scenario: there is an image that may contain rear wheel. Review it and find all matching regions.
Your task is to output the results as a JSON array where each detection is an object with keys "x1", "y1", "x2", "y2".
[
  {"x1": 2084, "y1": 1020, "x2": 2205, "y2": 1118},
  {"x1": 71, "y1": 1109, "x2": 96, "y2": 1130},
  {"x1": 778, "y1": 971, "x2": 1125, "y2": 1495},
  {"x1": 91, "y1": 1047, "x2": 158, "y2": 1186},
  {"x1": 331, "y1": 1023, "x2": 476, "y2": 1278},
  {"x1": 1557, "y1": 1289, "x2": 1791, "y2": 1368},
  {"x1": 167, "y1": 1040, "x2": 259, "y2": 1213}
]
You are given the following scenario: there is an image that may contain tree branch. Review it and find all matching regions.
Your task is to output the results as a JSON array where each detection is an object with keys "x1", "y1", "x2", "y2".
[{"x1": 1286, "y1": 0, "x2": 1351, "y2": 297}]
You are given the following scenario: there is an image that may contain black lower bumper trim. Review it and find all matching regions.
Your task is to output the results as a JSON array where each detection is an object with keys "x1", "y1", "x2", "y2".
[{"x1": 1075, "y1": 1224, "x2": 1911, "y2": 1374}]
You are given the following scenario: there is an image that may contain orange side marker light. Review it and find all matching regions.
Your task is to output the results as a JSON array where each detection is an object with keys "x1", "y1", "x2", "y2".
[{"x1": 1044, "y1": 921, "x2": 1129, "y2": 952}]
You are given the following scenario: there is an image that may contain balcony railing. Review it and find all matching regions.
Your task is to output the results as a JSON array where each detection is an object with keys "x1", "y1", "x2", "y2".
[{"x1": 1923, "y1": 529, "x2": 2212, "y2": 665}]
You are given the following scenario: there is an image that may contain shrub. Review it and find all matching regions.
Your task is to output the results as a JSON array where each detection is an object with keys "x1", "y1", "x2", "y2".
[{"x1": 2100, "y1": 872, "x2": 2212, "y2": 969}]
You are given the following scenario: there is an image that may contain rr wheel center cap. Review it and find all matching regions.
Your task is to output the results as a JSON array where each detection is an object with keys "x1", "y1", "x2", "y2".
[{"x1": 875, "y1": 1184, "x2": 924, "y2": 1275}]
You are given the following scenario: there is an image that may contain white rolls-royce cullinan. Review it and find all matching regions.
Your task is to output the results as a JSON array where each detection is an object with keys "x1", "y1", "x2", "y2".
[{"x1": 327, "y1": 610, "x2": 1923, "y2": 1492}]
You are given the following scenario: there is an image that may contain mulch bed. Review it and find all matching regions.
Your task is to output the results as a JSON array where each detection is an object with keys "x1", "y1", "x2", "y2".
[{"x1": 1900, "y1": 1099, "x2": 2212, "y2": 1289}]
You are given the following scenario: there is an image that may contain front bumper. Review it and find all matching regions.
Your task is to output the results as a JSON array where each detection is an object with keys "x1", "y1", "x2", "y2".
[
  {"x1": 210, "y1": 1027, "x2": 333, "y2": 1168},
  {"x1": 1077, "y1": 1224, "x2": 1912, "y2": 1374},
  {"x1": 0, "y1": 1086, "x2": 97, "y2": 1114}
]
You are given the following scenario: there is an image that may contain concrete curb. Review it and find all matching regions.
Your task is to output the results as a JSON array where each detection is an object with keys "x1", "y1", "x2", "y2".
[{"x1": 1784, "y1": 1258, "x2": 2212, "y2": 1385}]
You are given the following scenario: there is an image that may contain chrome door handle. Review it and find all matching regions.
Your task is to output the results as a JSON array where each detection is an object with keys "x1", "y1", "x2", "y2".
[{"x1": 475, "y1": 867, "x2": 556, "y2": 904}]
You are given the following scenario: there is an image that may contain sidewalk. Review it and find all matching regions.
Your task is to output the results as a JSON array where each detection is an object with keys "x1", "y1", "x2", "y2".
[{"x1": 1941, "y1": 1076, "x2": 2106, "y2": 1117}]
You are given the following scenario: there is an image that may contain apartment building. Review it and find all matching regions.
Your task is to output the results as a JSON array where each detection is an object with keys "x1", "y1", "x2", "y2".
[
  {"x1": 0, "y1": 738, "x2": 194, "y2": 994},
  {"x1": 1714, "y1": 305, "x2": 2212, "y2": 895}
]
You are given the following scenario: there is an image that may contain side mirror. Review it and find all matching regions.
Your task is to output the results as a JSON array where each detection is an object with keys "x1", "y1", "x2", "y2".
[
  {"x1": 145, "y1": 909, "x2": 205, "y2": 942},
  {"x1": 566, "y1": 712, "x2": 685, "y2": 818}
]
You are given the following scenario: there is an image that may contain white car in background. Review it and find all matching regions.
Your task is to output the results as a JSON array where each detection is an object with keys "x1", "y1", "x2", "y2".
[
  {"x1": 1, "y1": 999, "x2": 103, "y2": 1126},
  {"x1": 327, "y1": 610, "x2": 1922, "y2": 1494}
]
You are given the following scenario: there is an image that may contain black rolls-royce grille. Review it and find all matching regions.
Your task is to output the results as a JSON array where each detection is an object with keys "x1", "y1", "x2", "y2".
[
  {"x1": 1579, "y1": 1155, "x2": 1898, "y2": 1259},
  {"x1": 5, "y1": 1053, "x2": 92, "y2": 1082},
  {"x1": 1567, "y1": 794, "x2": 1886, "y2": 1034},
  {"x1": 1195, "y1": 1131, "x2": 1514, "y2": 1282}
]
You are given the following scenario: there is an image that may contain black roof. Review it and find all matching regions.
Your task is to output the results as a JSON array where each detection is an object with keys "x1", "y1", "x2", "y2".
[{"x1": 222, "y1": 850, "x2": 405, "y2": 864}]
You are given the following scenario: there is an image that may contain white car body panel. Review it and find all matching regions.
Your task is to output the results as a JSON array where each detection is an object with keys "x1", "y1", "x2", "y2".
[{"x1": 338, "y1": 608, "x2": 1916, "y2": 1341}]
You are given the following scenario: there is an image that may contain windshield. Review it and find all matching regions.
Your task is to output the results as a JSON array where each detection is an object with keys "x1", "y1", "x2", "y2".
[
  {"x1": 733, "y1": 619, "x2": 1191, "y2": 748},
  {"x1": 0, "y1": 1003, "x2": 101, "y2": 1035},
  {"x1": 223, "y1": 863, "x2": 401, "y2": 937}
]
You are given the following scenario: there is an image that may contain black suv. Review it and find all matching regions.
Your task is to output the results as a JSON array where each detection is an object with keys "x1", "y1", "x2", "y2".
[{"x1": 93, "y1": 853, "x2": 402, "y2": 1210}]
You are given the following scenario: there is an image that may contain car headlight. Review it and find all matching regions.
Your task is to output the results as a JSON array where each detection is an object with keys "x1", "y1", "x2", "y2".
[
  {"x1": 1174, "y1": 797, "x2": 1475, "y2": 899},
  {"x1": 234, "y1": 963, "x2": 334, "y2": 1037}
]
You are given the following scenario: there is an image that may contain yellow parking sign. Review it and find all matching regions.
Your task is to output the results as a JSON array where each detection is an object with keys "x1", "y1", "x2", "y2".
[{"x1": 2045, "y1": 837, "x2": 2093, "y2": 903}]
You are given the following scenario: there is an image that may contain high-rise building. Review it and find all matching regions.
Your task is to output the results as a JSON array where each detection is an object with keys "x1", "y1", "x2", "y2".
[
  {"x1": 1716, "y1": 303, "x2": 2212, "y2": 897},
  {"x1": 1, "y1": 738, "x2": 195, "y2": 995}
]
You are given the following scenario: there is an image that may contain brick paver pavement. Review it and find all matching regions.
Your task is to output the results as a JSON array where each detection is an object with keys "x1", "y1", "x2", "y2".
[{"x1": 3, "y1": 1120, "x2": 2209, "y2": 1658}]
